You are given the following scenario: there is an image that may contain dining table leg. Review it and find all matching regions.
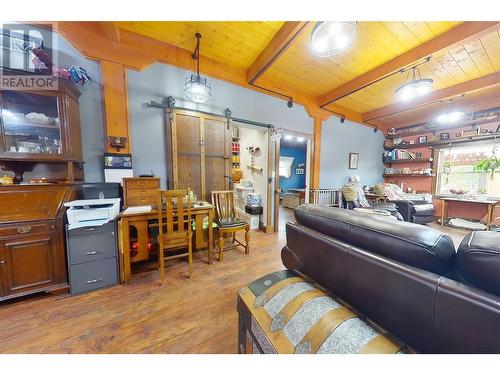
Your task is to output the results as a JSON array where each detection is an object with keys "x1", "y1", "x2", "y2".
[
  {"x1": 486, "y1": 204, "x2": 493, "y2": 231},
  {"x1": 120, "y1": 217, "x2": 131, "y2": 284},
  {"x1": 441, "y1": 199, "x2": 446, "y2": 226}
]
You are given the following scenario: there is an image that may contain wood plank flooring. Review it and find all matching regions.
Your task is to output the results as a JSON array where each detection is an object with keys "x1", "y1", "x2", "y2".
[
  {"x1": 0, "y1": 219, "x2": 469, "y2": 354},
  {"x1": 0, "y1": 230, "x2": 287, "y2": 353}
]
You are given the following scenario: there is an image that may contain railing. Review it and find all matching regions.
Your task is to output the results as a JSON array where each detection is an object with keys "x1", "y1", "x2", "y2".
[{"x1": 309, "y1": 188, "x2": 343, "y2": 207}]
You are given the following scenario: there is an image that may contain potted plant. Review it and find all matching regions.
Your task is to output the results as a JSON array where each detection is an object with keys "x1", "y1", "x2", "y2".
[{"x1": 473, "y1": 157, "x2": 499, "y2": 180}]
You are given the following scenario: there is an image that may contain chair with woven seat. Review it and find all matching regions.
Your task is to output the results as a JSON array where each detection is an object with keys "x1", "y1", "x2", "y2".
[
  {"x1": 211, "y1": 190, "x2": 250, "y2": 261},
  {"x1": 155, "y1": 189, "x2": 193, "y2": 283}
]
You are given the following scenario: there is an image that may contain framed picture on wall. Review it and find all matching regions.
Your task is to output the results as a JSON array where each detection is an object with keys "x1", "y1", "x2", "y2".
[
  {"x1": 440, "y1": 132, "x2": 450, "y2": 141},
  {"x1": 348, "y1": 153, "x2": 359, "y2": 170}
]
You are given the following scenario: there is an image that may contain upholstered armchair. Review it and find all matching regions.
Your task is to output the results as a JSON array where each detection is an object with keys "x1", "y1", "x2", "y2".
[{"x1": 374, "y1": 184, "x2": 435, "y2": 224}]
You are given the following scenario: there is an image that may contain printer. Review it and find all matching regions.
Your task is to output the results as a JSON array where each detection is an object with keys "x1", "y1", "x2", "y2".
[{"x1": 64, "y1": 198, "x2": 121, "y2": 230}]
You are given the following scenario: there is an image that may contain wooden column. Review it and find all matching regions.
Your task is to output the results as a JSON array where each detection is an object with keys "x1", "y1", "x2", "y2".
[
  {"x1": 312, "y1": 117, "x2": 323, "y2": 189},
  {"x1": 101, "y1": 61, "x2": 131, "y2": 154}
]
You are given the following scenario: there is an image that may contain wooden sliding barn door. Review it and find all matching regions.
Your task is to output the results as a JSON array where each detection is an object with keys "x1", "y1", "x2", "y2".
[
  {"x1": 204, "y1": 117, "x2": 231, "y2": 200},
  {"x1": 171, "y1": 110, "x2": 230, "y2": 202}
]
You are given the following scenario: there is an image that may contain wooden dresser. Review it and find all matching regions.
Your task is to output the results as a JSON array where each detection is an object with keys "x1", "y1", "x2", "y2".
[
  {"x1": 123, "y1": 177, "x2": 160, "y2": 207},
  {"x1": 0, "y1": 183, "x2": 75, "y2": 301}
]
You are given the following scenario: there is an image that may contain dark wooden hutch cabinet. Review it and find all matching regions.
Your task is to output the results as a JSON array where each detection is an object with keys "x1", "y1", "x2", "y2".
[
  {"x1": 0, "y1": 78, "x2": 83, "y2": 183},
  {"x1": 0, "y1": 78, "x2": 84, "y2": 301}
]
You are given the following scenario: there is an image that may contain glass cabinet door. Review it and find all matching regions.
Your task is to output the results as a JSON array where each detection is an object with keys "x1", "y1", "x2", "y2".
[{"x1": 1, "y1": 91, "x2": 63, "y2": 155}]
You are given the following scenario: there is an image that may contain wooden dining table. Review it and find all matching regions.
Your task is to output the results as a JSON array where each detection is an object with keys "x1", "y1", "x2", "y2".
[{"x1": 118, "y1": 201, "x2": 215, "y2": 283}]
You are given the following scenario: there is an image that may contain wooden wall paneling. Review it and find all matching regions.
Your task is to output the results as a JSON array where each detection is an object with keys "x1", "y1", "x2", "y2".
[
  {"x1": 101, "y1": 60, "x2": 131, "y2": 154},
  {"x1": 117, "y1": 21, "x2": 285, "y2": 69},
  {"x1": 318, "y1": 22, "x2": 500, "y2": 107}
]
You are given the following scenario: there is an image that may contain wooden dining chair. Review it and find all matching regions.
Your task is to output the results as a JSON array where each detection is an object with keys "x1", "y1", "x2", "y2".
[
  {"x1": 155, "y1": 189, "x2": 193, "y2": 283},
  {"x1": 211, "y1": 190, "x2": 250, "y2": 261}
]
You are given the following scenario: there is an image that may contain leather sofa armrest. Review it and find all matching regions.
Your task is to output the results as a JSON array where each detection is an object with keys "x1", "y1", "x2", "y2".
[{"x1": 389, "y1": 200, "x2": 414, "y2": 222}]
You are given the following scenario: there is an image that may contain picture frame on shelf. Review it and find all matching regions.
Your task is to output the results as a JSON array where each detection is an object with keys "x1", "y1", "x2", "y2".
[
  {"x1": 440, "y1": 132, "x2": 450, "y2": 141},
  {"x1": 348, "y1": 152, "x2": 359, "y2": 170},
  {"x1": 418, "y1": 136, "x2": 427, "y2": 144}
]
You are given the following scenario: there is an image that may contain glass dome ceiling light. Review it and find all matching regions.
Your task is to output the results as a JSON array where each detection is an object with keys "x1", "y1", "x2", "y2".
[
  {"x1": 395, "y1": 66, "x2": 433, "y2": 101},
  {"x1": 310, "y1": 21, "x2": 357, "y2": 57}
]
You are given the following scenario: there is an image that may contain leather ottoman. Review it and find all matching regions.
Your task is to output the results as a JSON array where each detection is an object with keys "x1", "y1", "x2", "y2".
[{"x1": 237, "y1": 270, "x2": 410, "y2": 354}]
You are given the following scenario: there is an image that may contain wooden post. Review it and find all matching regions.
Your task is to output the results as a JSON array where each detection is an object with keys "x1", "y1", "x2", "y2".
[
  {"x1": 312, "y1": 117, "x2": 323, "y2": 189},
  {"x1": 101, "y1": 61, "x2": 131, "y2": 154}
]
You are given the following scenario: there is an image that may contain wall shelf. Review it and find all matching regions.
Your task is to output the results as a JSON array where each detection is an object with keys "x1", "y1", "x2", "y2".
[
  {"x1": 384, "y1": 174, "x2": 435, "y2": 177},
  {"x1": 384, "y1": 158, "x2": 432, "y2": 164}
]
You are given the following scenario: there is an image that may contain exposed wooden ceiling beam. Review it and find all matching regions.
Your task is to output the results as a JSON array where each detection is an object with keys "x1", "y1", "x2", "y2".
[
  {"x1": 99, "y1": 22, "x2": 121, "y2": 43},
  {"x1": 247, "y1": 21, "x2": 308, "y2": 84},
  {"x1": 362, "y1": 71, "x2": 500, "y2": 121},
  {"x1": 57, "y1": 22, "x2": 364, "y2": 124},
  {"x1": 318, "y1": 21, "x2": 500, "y2": 107}
]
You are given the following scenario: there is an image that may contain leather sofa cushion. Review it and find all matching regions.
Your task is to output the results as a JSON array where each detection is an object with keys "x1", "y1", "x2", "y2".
[
  {"x1": 457, "y1": 231, "x2": 500, "y2": 296},
  {"x1": 294, "y1": 205, "x2": 456, "y2": 275}
]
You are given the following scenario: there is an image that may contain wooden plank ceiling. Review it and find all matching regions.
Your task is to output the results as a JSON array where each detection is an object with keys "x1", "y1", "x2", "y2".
[{"x1": 114, "y1": 21, "x2": 500, "y2": 128}]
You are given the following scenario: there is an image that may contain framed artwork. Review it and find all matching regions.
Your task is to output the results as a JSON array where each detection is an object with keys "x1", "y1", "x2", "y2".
[
  {"x1": 440, "y1": 132, "x2": 450, "y2": 141},
  {"x1": 348, "y1": 153, "x2": 359, "y2": 170},
  {"x1": 418, "y1": 136, "x2": 427, "y2": 144}
]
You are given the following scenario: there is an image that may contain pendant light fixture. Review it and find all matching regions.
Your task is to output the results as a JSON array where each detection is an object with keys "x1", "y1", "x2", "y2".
[
  {"x1": 310, "y1": 21, "x2": 357, "y2": 57},
  {"x1": 184, "y1": 33, "x2": 213, "y2": 103},
  {"x1": 395, "y1": 65, "x2": 433, "y2": 101}
]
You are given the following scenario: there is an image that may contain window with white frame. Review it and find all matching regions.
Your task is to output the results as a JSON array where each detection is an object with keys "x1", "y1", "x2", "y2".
[{"x1": 436, "y1": 142, "x2": 499, "y2": 198}]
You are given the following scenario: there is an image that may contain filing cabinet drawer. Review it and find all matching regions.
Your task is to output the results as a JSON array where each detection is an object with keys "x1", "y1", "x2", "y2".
[
  {"x1": 67, "y1": 223, "x2": 116, "y2": 266},
  {"x1": 67, "y1": 221, "x2": 115, "y2": 238},
  {"x1": 69, "y1": 257, "x2": 118, "y2": 295}
]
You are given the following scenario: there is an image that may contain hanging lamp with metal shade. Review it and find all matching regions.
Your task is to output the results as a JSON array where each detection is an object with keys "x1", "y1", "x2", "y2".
[
  {"x1": 310, "y1": 21, "x2": 357, "y2": 57},
  {"x1": 184, "y1": 33, "x2": 213, "y2": 103},
  {"x1": 395, "y1": 66, "x2": 433, "y2": 101}
]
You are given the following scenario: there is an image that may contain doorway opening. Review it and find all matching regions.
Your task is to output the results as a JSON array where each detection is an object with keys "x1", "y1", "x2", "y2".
[{"x1": 274, "y1": 132, "x2": 312, "y2": 233}]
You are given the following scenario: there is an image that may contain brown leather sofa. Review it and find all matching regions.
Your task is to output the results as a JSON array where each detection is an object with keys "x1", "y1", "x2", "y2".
[{"x1": 281, "y1": 204, "x2": 500, "y2": 353}]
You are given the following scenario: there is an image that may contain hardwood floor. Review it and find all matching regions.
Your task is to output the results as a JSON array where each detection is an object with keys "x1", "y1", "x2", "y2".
[
  {"x1": 0, "y1": 230, "x2": 286, "y2": 353},
  {"x1": 0, "y1": 218, "x2": 470, "y2": 354}
]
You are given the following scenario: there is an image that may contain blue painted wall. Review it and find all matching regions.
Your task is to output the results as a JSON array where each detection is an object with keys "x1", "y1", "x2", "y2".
[
  {"x1": 279, "y1": 141, "x2": 307, "y2": 191},
  {"x1": 320, "y1": 116, "x2": 384, "y2": 188}
]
